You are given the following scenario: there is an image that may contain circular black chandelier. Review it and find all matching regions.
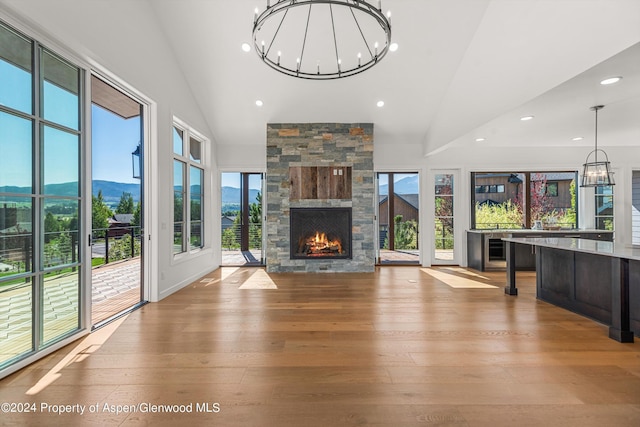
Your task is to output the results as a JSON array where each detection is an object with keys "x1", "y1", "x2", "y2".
[{"x1": 252, "y1": 0, "x2": 393, "y2": 80}]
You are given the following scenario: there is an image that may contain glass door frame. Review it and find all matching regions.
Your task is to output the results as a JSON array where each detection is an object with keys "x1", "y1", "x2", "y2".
[
  {"x1": 430, "y1": 169, "x2": 460, "y2": 266},
  {"x1": 374, "y1": 170, "x2": 421, "y2": 265},
  {"x1": 219, "y1": 170, "x2": 265, "y2": 266},
  {"x1": 86, "y1": 71, "x2": 151, "y2": 328}
]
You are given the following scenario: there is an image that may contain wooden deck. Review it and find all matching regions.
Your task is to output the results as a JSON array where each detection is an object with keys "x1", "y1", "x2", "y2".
[
  {"x1": 91, "y1": 258, "x2": 142, "y2": 325},
  {"x1": 2, "y1": 266, "x2": 640, "y2": 426},
  {"x1": 0, "y1": 260, "x2": 141, "y2": 366}
]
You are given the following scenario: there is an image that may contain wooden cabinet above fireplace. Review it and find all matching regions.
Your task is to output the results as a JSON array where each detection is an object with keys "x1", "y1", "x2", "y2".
[{"x1": 290, "y1": 166, "x2": 352, "y2": 200}]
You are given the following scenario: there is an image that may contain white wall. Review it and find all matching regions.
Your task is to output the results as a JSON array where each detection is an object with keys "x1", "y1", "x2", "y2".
[
  {"x1": 217, "y1": 144, "x2": 266, "y2": 170},
  {"x1": 0, "y1": 0, "x2": 219, "y2": 301},
  {"x1": 373, "y1": 143, "x2": 423, "y2": 169}
]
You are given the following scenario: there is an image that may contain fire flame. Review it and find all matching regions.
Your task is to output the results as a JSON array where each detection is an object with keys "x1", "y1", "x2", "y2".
[{"x1": 304, "y1": 231, "x2": 342, "y2": 255}]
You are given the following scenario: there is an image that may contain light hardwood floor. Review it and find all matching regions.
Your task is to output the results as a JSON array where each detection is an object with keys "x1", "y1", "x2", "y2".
[{"x1": 2, "y1": 266, "x2": 640, "y2": 426}]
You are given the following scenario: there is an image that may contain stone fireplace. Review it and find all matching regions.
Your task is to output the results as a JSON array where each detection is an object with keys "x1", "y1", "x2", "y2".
[{"x1": 265, "y1": 123, "x2": 375, "y2": 273}]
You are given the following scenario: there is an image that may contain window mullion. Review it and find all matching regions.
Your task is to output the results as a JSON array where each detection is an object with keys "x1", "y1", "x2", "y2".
[
  {"x1": 32, "y1": 40, "x2": 43, "y2": 351},
  {"x1": 184, "y1": 160, "x2": 190, "y2": 252}
]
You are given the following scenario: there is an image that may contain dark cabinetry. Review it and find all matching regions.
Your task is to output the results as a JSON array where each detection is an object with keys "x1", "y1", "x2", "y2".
[{"x1": 467, "y1": 230, "x2": 613, "y2": 272}]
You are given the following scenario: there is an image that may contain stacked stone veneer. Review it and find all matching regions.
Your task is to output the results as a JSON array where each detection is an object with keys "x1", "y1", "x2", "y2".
[{"x1": 266, "y1": 123, "x2": 375, "y2": 273}]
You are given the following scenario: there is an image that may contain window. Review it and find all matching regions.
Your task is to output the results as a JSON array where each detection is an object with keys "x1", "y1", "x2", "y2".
[
  {"x1": 475, "y1": 185, "x2": 504, "y2": 194},
  {"x1": 434, "y1": 173, "x2": 454, "y2": 262},
  {"x1": 595, "y1": 186, "x2": 613, "y2": 231},
  {"x1": 545, "y1": 182, "x2": 558, "y2": 197},
  {"x1": 172, "y1": 122, "x2": 206, "y2": 255},
  {"x1": 0, "y1": 20, "x2": 83, "y2": 370},
  {"x1": 471, "y1": 172, "x2": 577, "y2": 229},
  {"x1": 633, "y1": 171, "x2": 640, "y2": 245}
]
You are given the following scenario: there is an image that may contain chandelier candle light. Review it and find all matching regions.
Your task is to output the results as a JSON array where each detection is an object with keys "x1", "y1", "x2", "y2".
[
  {"x1": 580, "y1": 105, "x2": 615, "y2": 187},
  {"x1": 252, "y1": 0, "x2": 392, "y2": 79}
]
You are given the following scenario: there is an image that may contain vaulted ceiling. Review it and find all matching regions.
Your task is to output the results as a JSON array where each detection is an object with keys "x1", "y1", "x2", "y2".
[
  {"x1": 148, "y1": 0, "x2": 640, "y2": 156},
  {"x1": 4, "y1": 1, "x2": 639, "y2": 156}
]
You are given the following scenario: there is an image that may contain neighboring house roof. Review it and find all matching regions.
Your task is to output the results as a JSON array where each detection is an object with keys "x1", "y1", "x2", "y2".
[
  {"x1": 477, "y1": 173, "x2": 575, "y2": 182},
  {"x1": 111, "y1": 213, "x2": 134, "y2": 224},
  {"x1": 0, "y1": 222, "x2": 32, "y2": 234},
  {"x1": 378, "y1": 194, "x2": 419, "y2": 210},
  {"x1": 221, "y1": 216, "x2": 236, "y2": 225},
  {"x1": 397, "y1": 194, "x2": 419, "y2": 210},
  {"x1": 532, "y1": 172, "x2": 576, "y2": 182},
  {"x1": 475, "y1": 173, "x2": 514, "y2": 179}
]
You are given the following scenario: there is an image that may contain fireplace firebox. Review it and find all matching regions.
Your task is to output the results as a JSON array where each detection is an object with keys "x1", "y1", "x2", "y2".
[{"x1": 290, "y1": 208, "x2": 352, "y2": 259}]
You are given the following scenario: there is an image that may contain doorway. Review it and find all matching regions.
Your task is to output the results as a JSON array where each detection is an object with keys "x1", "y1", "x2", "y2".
[
  {"x1": 376, "y1": 172, "x2": 420, "y2": 264},
  {"x1": 90, "y1": 75, "x2": 146, "y2": 327},
  {"x1": 221, "y1": 172, "x2": 264, "y2": 266},
  {"x1": 432, "y1": 172, "x2": 456, "y2": 265}
]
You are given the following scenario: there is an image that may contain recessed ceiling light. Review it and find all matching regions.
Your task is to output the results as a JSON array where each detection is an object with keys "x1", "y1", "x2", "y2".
[
  {"x1": 376, "y1": 100, "x2": 385, "y2": 107},
  {"x1": 241, "y1": 43, "x2": 251, "y2": 52},
  {"x1": 389, "y1": 43, "x2": 399, "y2": 52},
  {"x1": 255, "y1": 100, "x2": 263, "y2": 107},
  {"x1": 572, "y1": 136, "x2": 584, "y2": 141},
  {"x1": 600, "y1": 76, "x2": 622, "y2": 85},
  {"x1": 520, "y1": 115, "x2": 534, "y2": 121},
  {"x1": 475, "y1": 137, "x2": 485, "y2": 142}
]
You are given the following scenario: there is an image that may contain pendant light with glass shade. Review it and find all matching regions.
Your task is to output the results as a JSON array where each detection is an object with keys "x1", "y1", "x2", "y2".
[{"x1": 580, "y1": 105, "x2": 615, "y2": 187}]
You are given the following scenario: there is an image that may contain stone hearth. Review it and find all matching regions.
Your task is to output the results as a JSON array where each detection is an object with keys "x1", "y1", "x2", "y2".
[{"x1": 265, "y1": 123, "x2": 375, "y2": 273}]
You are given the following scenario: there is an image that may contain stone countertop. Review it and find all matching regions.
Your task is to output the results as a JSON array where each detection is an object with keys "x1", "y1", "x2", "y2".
[
  {"x1": 467, "y1": 229, "x2": 613, "y2": 234},
  {"x1": 502, "y1": 237, "x2": 640, "y2": 261}
]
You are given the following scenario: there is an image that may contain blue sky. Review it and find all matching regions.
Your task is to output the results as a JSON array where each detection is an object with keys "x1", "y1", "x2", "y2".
[
  {"x1": 92, "y1": 104, "x2": 141, "y2": 184},
  {"x1": 221, "y1": 172, "x2": 262, "y2": 189},
  {"x1": 4, "y1": 57, "x2": 262, "y2": 192},
  {"x1": 1, "y1": 57, "x2": 141, "y2": 187}
]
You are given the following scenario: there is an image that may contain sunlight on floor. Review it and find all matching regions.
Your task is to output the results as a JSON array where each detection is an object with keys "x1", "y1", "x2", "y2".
[
  {"x1": 420, "y1": 268, "x2": 498, "y2": 289},
  {"x1": 238, "y1": 269, "x2": 278, "y2": 289},
  {"x1": 220, "y1": 267, "x2": 239, "y2": 281},
  {"x1": 25, "y1": 314, "x2": 129, "y2": 396},
  {"x1": 199, "y1": 277, "x2": 220, "y2": 287},
  {"x1": 437, "y1": 266, "x2": 492, "y2": 280}
]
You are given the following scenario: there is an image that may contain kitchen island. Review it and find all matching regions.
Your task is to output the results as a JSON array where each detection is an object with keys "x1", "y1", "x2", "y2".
[
  {"x1": 503, "y1": 236, "x2": 640, "y2": 342},
  {"x1": 466, "y1": 229, "x2": 613, "y2": 271}
]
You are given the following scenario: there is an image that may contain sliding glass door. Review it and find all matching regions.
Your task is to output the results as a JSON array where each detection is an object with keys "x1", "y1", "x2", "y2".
[
  {"x1": 90, "y1": 75, "x2": 145, "y2": 327},
  {"x1": 221, "y1": 172, "x2": 264, "y2": 266},
  {"x1": 433, "y1": 172, "x2": 456, "y2": 264},
  {"x1": 376, "y1": 172, "x2": 420, "y2": 264}
]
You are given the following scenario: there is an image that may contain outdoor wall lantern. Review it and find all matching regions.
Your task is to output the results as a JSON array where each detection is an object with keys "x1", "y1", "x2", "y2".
[{"x1": 132, "y1": 143, "x2": 141, "y2": 179}]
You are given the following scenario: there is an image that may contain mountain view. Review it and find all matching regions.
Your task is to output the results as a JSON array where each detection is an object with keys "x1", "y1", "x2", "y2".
[
  {"x1": 1, "y1": 181, "x2": 141, "y2": 203},
  {"x1": 378, "y1": 175, "x2": 419, "y2": 195},
  {"x1": 92, "y1": 180, "x2": 141, "y2": 204},
  {"x1": 1, "y1": 182, "x2": 81, "y2": 197},
  {"x1": 0, "y1": 181, "x2": 141, "y2": 211},
  {"x1": 221, "y1": 186, "x2": 261, "y2": 215},
  {"x1": 221, "y1": 186, "x2": 261, "y2": 204}
]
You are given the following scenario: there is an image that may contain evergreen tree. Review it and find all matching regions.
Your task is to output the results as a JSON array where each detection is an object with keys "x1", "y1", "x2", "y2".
[
  {"x1": 92, "y1": 190, "x2": 112, "y2": 236},
  {"x1": 116, "y1": 192, "x2": 135, "y2": 214},
  {"x1": 44, "y1": 212, "x2": 60, "y2": 243},
  {"x1": 248, "y1": 192, "x2": 262, "y2": 249},
  {"x1": 249, "y1": 192, "x2": 262, "y2": 224},
  {"x1": 132, "y1": 202, "x2": 142, "y2": 227}
]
